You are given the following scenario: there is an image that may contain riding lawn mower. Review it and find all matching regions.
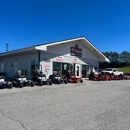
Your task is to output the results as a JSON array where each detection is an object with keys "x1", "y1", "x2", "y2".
[
  {"x1": 11, "y1": 70, "x2": 34, "y2": 88},
  {"x1": 31, "y1": 70, "x2": 52, "y2": 86}
]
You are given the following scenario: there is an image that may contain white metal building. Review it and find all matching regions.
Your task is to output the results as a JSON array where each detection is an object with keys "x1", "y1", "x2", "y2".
[{"x1": 0, "y1": 37, "x2": 109, "y2": 79}]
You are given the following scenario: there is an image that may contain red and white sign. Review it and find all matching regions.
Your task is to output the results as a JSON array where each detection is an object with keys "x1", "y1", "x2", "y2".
[
  {"x1": 70, "y1": 47, "x2": 82, "y2": 57},
  {"x1": 56, "y1": 56, "x2": 64, "y2": 62},
  {"x1": 44, "y1": 64, "x2": 50, "y2": 71},
  {"x1": 44, "y1": 64, "x2": 50, "y2": 67}
]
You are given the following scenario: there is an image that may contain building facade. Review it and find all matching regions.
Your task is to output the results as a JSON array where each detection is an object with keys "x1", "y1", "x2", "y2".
[{"x1": 0, "y1": 37, "x2": 109, "y2": 79}]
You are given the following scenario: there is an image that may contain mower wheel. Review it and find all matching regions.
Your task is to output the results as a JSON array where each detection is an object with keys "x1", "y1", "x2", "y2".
[
  {"x1": 49, "y1": 81, "x2": 52, "y2": 85},
  {"x1": 80, "y1": 80, "x2": 83, "y2": 83},
  {"x1": 9, "y1": 84, "x2": 13, "y2": 89},
  {"x1": 20, "y1": 83, "x2": 23, "y2": 88},
  {"x1": 46, "y1": 81, "x2": 50, "y2": 85},
  {"x1": 39, "y1": 81, "x2": 43, "y2": 86},
  {"x1": 57, "y1": 80, "x2": 60, "y2": 84},
  {"x1": 31, "y1": 82, "x2": 34, "y2": 87},
  {"x1": 0, "y1": 86, "x2": 4, "y2": 89},
  {"x1": 64, "y1": 80, "x2": 68, "y2": 84}
]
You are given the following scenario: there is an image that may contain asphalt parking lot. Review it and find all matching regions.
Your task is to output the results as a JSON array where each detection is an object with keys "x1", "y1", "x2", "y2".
[{"x1": 0, "y1": 80, "x2": 130, "y2": 130}]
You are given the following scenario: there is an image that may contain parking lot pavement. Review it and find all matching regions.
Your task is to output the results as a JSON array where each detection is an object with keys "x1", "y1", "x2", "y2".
[{"x1": 0, "y1": 80, "x2": 130, "y2": 130}]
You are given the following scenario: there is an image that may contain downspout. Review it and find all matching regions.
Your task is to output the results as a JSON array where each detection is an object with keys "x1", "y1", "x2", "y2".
[{"x1": 38, "y1": 50, "x2": 40, "y2": 70}]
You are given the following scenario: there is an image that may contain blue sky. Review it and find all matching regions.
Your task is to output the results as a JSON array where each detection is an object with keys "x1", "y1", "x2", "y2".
[{"x1": 0, "y1": 0, "x2": 130, "y2": 53}]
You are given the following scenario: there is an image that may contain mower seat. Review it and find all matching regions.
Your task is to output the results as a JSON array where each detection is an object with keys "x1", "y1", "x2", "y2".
[
  {"x1": 53, "y1": 71, "x2": 60, "y2": 77},
  {"x1": 36, "y1": 70, "x2": 46, "y2": 77},
  {"x1": 17, "y1": 70, "x2": 26, "y2": 78},
  {"x1": 0, "y1": 76, "x2": 4, "y2": 79}
]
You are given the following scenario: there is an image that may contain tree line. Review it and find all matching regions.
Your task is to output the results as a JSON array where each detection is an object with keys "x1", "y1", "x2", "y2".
[{"x1": 99, "y1": 51, "x2": 130, "y2": 69}]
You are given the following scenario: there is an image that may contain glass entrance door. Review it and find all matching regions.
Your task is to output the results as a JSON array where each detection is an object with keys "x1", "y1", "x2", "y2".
[
  {"x1": 61, "y1": 63, "x2": 69, "y2": 77},
  {"x1": 75, "y1": 64, "x2": 81, "y2": 78}
]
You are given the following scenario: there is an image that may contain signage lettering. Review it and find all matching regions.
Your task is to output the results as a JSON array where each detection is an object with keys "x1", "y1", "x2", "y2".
[
  {"x1": 56, "y1": 56, "x2": 64, "y2": 62},
  {"x1": 70, "y1": 47, "x2": 82, "y2": 57}
]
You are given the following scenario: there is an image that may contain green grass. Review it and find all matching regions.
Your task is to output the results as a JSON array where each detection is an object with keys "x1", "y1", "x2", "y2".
[{"x1": 117, "y1": 67, "x2": 130, "y2": 73}]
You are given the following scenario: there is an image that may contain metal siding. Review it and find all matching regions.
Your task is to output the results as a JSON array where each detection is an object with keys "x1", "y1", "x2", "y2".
[
  {"x1": 0, "y1": 52, "x2": 38, "y2": 78},
  {"x1": 47, "y1": 41, "x2": 99, "y2": 60}
]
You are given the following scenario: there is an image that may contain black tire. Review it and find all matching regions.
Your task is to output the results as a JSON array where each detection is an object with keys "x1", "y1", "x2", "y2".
[
  {"x1": 9, "y1": 84, "x2": 13, "y2": 89},
  {"x1": 12, "y1": 82, "x2": 16, "y2": 87},
  {"x1": 49, "y1": 81, "x2": 52, "y2": 85},
  {"x1": 20, "y1": 83, "x2": 23, "y2": 88},
  {"x1": 45, "y1": 81, "x2": 49, "y2": 85},
  {"x1": 39, "y1": 81, "x2": 42, "y2": 86},
  {"x1": 31, "y1": 82, "x2": 34, "y2": 87},
  {"x1": 0, "y1": 86, "x2": 4, "y2": 89},
  {"x1": 64, "y1": 80, "x2": 68, "y2": 84},
  {"x1": 57, "y1": 80, "x2": 60, "y2": 84},
  {"x1": 43, "y1": 82, "x2": 46, "y2": 85},
  {"x1": 80, "y1": 80, "x2": 83, "y2": 83}
]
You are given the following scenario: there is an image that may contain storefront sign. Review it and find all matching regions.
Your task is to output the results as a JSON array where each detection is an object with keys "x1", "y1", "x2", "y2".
[
  {"x1": 44, "y1": 64, "x2": 50, "y2": 67},
  {"x1": 56, "y1": 56, "x2": 64, "y2": 62},
  {"x1": 70, "y1": 47, "x2": 82, "y2": 57},
  {"x1": 44, "y1": 64, "x2": 50, "y2": 71}
]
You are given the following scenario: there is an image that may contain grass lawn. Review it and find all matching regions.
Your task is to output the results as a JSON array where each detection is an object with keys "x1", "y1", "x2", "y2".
[{"x1": 117, "y1": 67, "x2": 130, "y2": 73}]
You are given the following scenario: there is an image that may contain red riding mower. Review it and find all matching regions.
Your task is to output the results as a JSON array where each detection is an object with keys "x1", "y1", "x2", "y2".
[
  {"x1": 89, "y1": 72, "x2": 101, "y2": 81},
  {"x1": 65, "y1": 70, "x2": 83, "y2": 83},
  {"x1": 89, "y1": 72, "x2": 112, "y2": 81},
  {"x1": 100, "y1": 72, "x2": 111, "y2": 81}
]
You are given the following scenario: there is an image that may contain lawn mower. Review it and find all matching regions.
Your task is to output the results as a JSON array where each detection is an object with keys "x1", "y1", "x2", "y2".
[
  {"x1": 11, "y1": 70, "x2": 34, "y2": 88},
  {"x1": 0, "y1": 73, "x2": 13, "y2": 89},
  {"x1": 31, "y1": 70, "x2": 52, "y2": 86},
  {"x1": 89, "y1": 71, "x2": 112, "y2": 81},
  {"x1": 89, "y1": 71, "x2": 102, "y2": 81},
  {"x1": 65, "y1": 70, "x2": 83, "y2": 83},
  {"x1": 100, "y1": 72, "x2": 111, "y2": 81},
  {"x1": 49, "y1": 71, "x2": 68, "y2": 84}
]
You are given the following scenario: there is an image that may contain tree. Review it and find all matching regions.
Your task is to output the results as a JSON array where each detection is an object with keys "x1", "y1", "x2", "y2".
[
  {"x1": 102, "y1": 51, "x2": 119, "y2": 62},
  {"x1": 100, "y1": 51, "x2": 130, "y2": 69},
  {"x1": 120, "y1": 51, "x2": 130, "y2": 62}
]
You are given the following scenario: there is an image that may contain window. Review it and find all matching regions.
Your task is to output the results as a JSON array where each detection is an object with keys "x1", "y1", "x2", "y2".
[
  {"x1": 5, "y1": 62, "x2": 9, "y2": 67},
  {"x1": 53, "y1": 62, "x2": 70, "y2": 77},
  {"x1": 113, "y1": 69, "x2": 117, "y2": 72},
  {"x1": 82, "y1": 65, "x2": 88, "y2": 78},
  {"x1": 53, "y1": 62, "x2": 61, "y2": 75},
  {"x1": 53, "y1": 62, "x2": 61, "y2": 71},
  {"x1": 30, "y1": 60, "x2": 35, "y2": 75}
]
